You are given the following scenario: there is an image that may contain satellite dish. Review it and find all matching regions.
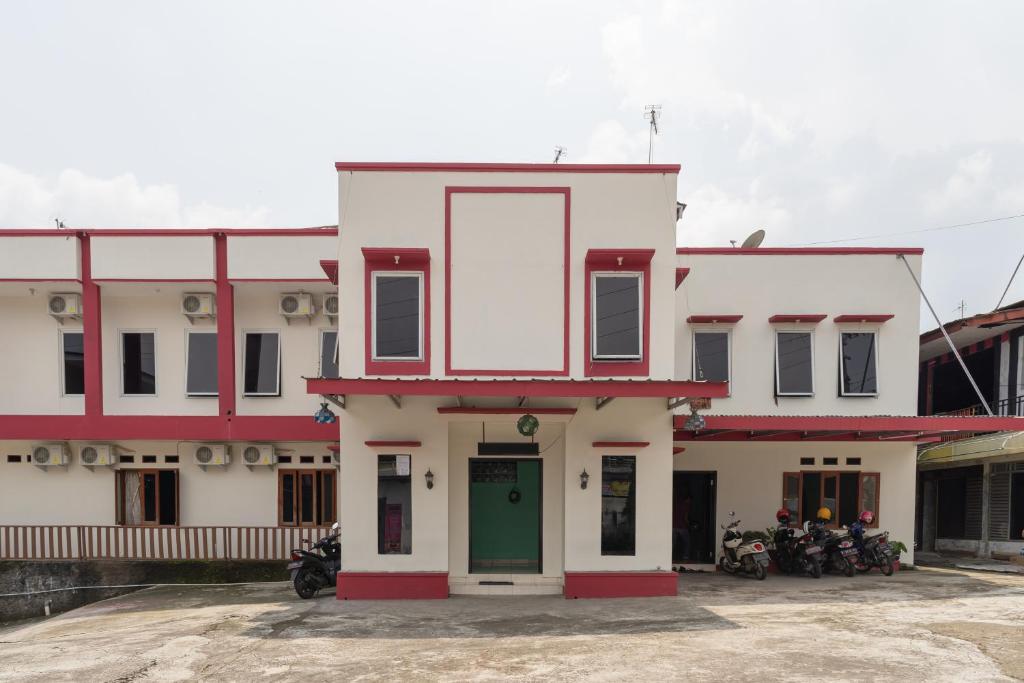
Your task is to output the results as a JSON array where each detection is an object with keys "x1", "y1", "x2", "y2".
[{"x1": 740, "y1": 229, "x2": 766, "y2": 249}]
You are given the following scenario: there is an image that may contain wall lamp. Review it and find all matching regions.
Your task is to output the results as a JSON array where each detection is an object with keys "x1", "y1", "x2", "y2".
[
  {"x1": 425, "y1": 469, "x2": 435, "y2": 490},
  {"x1": 579, "y1": 469, "x2": 590, "y2": 490}
]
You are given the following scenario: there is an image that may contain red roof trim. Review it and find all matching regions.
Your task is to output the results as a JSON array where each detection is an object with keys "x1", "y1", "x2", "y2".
[
  {"x1": 365, "y1": 440, "x2": 422, "y2": 448},
  {"x1": 834, "y1": 314, "x2": 894, "y2": 323},
  {"x1": 437, "y1": 407, "x2": 577, "y2": 415},
  {"x1": 585, "y1": 248, "x2": 656, "y2": 267},
  {"x1": 673, "y1": 446, "x2": 685, "y2": 454},
  {"x1": 769, "y1": 314, "x2": 827, "y2": 324},
  {"x1": 0, "y1": 227, "x2": 337, "y2": 237},
  {"x1": 672, "y1": 414, "x2": 1024, "y2": 433},
  {"x1": 361, "y1": 247, "x2": 430, "y2": 266},
  {"x1": 675, "y1": 268, "x2": 690, "y2": 289},
  {"x1": 336, "y1": 162, "x2": 680, "y2": 174},
  {"x1": 308, "y1": 377, "x2": 728, "y2": 399},
  {"x1": 676, "y1": 247, "x2": 923, "y2": 256},
  {"x1": 320, "y1": 260, "x2": 339, "y2": 285},
  {"x1": 687, "y1": 315, "x2": 743, "y2": 324},
  {"x1": 592, "y1": 441, "x2": 650, "y2": 448}
]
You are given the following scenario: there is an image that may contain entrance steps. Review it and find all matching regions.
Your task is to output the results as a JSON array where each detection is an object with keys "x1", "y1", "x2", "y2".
[{"x1": 449, "y1": 575, "x2": 563, "y2": 596}]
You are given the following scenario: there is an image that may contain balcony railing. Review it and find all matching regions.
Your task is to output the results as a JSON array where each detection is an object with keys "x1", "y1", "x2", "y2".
[
  {"x1": 0, "y1": 525, "x2": 331, "y2": 561},
  {"x1": 929, "y1": 396, "x2": 1024, "y2": 443}
]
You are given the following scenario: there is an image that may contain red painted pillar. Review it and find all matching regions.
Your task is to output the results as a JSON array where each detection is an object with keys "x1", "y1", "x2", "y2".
[
  {"x1": 215, "y1": 235, "x2": 236, "y2": 417},
  {"x1": 80, "y1": 234, "x2": 104, "y2": 417}
]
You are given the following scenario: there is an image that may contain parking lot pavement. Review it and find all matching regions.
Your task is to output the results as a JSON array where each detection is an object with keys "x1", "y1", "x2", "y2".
[{"x1": 2, "y1": 566, "x2": 1024, "y2": 682}]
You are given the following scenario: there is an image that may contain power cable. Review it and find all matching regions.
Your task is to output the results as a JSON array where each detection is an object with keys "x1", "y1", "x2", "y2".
[{"x1": 787, "y1": 213, "x2": 1024, "y2": 247}]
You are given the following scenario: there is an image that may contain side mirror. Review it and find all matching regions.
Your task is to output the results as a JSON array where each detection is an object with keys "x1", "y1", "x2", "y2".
[
  {"x1": 729, "y1": 511, "x2": 736, "y2": 518},
  {"x1": 331, "y1": 522, "x2": 340, "y2": 533}
]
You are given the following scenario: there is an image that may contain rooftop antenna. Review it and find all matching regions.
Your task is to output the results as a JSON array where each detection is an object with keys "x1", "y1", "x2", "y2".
[
  {"x1": 740, "y1": 229, "x2": 766, "y2": 249},
  {"x1": 954, "y1": 299, "x2": 967, "y2": 320},
  {"x1": 644, "y1": 105, "x2": 662, "y2": 163},
  {"x1": 553, "y1": 146, "x2": 567, "y2": 164},
  {"x1": 54, "y1": 218, "x2": 66, "y2": 230}
]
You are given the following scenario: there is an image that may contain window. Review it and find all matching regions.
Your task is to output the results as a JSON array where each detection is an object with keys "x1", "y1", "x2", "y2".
[
  {"x1": 121, "y1": 332, "x2": 156, "y2": 395},
  {"x1": 775, "y1": 331, "x2": 813, "y2": 396},
  {"x1": 320, "y1": 330, "x2": 339, "y2": 379},
  {"x1": 61, "y1": 330, "x2": 84, "y2": 395},
  {"x1": 185, "y1": 331, "x2": 218, "y2": 396},
  {"x1": 243, "y1": 332, "x2": 280, "y2": 396},
  {"x1": 781, "y1": 471, "x2": 880, "y2": 528},
  {"x1": 601, "y1": 455, "x2": 636, "y2": 555},
  {"x1": 840, "y1": 332, "x2": 878, "y2": 396},
  {"x1": 693, "y1": 332, "x2": 730, "y2": 383},
  {"x1": 591, "y1": 273, "x2": 642, "y2": 359},
  {"x1": 278, "y1": 469, "x2": 336, "y2": 527},
  {"x1": 377, "y1": 454, "x2": 412, "y2": 554},
  {"x1": 116, "y1": 470, "x2": 178, "y2": 526},
  {"x1": 373, "y1": 273, "x2": 422, "y2": 360}
]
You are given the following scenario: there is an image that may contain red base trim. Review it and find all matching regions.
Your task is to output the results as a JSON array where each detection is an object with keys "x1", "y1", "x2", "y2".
[
  {"x1": 337, "y1": 572, "x2": 449, "y2": 600},
  {"x1": 563, "y1": 571, "x2": 677, "y2": 599}
]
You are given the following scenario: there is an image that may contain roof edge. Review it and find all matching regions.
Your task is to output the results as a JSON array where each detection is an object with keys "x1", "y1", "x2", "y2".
[
  {"x1": 677, "y1": 247, "x2": 924, "y2": 256},
  {"x1": 335, "y1": 162, "x2": 681, "y2": 174}
]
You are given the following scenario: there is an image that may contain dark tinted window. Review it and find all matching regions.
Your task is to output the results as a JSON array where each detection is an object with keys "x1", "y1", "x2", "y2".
[
  {"x1": 243, "y1": 332, "x2": 280, "y2": 395},
  {"x1": 776, "y1": 332, "x2": 813, "y2": 395},
  {"x1": 593, "y1": 275, "x2": 641, "y2": 358},
  {"x1": 378, "y1": 455, "x2": 412, "y2": 554},
  {"x1": 122, "y1": 332, "x2": 156, "y2": 395},
  {"x1": 693, "y1": 332, "x2": 729, "y2": 382},
  {"x1": 158, "y1": 470, "x2": 177, "y2": 525},
  {"x1": 321, "y1": 330, "x2": 339, "y2": 378},
  {"x1": 62, "y1": 332, "x2": 84, "y2": 395},
  {"x1": 601, "y1": 455, "x2": 636, "y2": 555},
  {"x1": 375, "y1": 275, "x2": 420, "y2": 358},
  {"x1": 841, "y1": 332, "x2": 878, "y2": 394},
  {"x1": 186, "y1": 332, "x2": 218, "y2": 395}
]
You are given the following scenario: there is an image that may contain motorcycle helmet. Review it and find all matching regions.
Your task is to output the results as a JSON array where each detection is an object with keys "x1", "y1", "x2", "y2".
[
  {"x1": 816, "y1": 506, "x2": 832, "y2": 522},
  {"x1": 858, "y1": 510, "x2": 874, "y2": 525},
  {"x1": 775, "y1": 507, "x2": 791, "y2": 524}
]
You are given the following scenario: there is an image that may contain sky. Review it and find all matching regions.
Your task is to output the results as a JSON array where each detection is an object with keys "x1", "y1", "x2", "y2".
[{"x1": 1, "y1": 1, "x2": 1023, "y2": 329}]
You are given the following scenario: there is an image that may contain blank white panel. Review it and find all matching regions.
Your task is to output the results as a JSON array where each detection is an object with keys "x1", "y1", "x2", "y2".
[
  {"x1": 449, "y1": 192, "x2": 565, "y2": 373},
  {"x1": 0, "y1": 237, "x2": 79, "y2": 279},
  {"x1": 92, "y1": 237, "x2": 214, "y2": 280}
]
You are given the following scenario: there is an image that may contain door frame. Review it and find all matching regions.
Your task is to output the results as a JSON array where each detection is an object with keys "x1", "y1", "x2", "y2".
[
  {"x1": 672, "y1": 470, "x2": 717, "y2": 565},
  {"x1": 467, "y1": 457, "x2": 544, "y2": 574}
]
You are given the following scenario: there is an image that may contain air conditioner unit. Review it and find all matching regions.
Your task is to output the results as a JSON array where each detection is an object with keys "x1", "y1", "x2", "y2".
[
  {"x1": 182, "y1": 292, "x2": 216, "y2": 321},
  {"x1": 323, "y1": 294, "x2": 339, "y2": 319},
  {"x1": 48, "y1": 293, "x2": 82, "y2": 322},
  {"x1": 31, "y1": 443, "x2": 69, "y2": 467},
  {"x1": 279, "y1": 292, "x2": 315, "y2": 323},
  {"x1": 78, "y1": 444, "x2": 115, "y2": 467},
  {"x1": 241, "y1": 444, "x2": 276, "y2": 467},
  {"x1": 193, "y1": 444, "x2": 230, "y2": 468}
]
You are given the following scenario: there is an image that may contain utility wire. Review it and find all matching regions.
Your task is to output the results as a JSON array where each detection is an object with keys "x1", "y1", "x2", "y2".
[
  {"x1": 788, "y1": 213, "x2": 1024, "y2": 247},
  {"x1": 994, "y1": 251, "x2": 1024, "y2": 311}
]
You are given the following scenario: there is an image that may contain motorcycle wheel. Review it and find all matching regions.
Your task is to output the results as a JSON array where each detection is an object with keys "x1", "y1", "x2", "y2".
[
  {"x1": 842, "y1": 558, "x2": 855, "y2": 578},
  {"x1": 754, "y1": 563, "x2": 767, "y2": 581},
  {"x1": 879, "y1": 556, "x2": 895, "y2": 577},
  {"x1": 808, "y1": 557, "x2": 822, "y2": 579},
  {"x1": 719, "y1": 556, "x2": 735, "y2": 574},
  {"x1": 293, "y1": 568, "x2": 319, "y2": 599}
]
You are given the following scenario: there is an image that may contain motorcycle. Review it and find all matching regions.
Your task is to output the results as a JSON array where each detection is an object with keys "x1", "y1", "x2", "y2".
[
  {"x1": 848, "y1": 520, "x2": 895, "y2": 576},
  {"x1": 719, "y1": 513, "x2": 771, "y2": 580},
  {"x1": 772, "y1": 523, "x2": 824, "y2": 578},
  {"x1": 288, "y1": 522, "x2": 341, "y2": 599},
  {"x1": 806, "y1": 520, "x2": 857, "y2": 577}
]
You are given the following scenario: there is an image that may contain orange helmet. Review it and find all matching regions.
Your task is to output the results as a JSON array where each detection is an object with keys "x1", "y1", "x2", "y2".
[{"x1": 816, "y1": 507, "x2": 832, "y2": 522}]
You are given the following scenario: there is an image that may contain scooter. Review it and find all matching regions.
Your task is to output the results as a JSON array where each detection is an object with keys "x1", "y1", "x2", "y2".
[
  {"x1": 807, "y1": 520, "x2": 857, "y2": 577},
  {"x1": 288, "y1": 522, "x2": 341, "y2": 599},
  {"x1": 848, "y1": 518, "x2": 895, "y2": 576},
  {"x1": 719, "y1": 513, "x2": 771, "y2": 580},
  {"x1": 772, "y1": 517, "x2": 824, "y2": 578}
]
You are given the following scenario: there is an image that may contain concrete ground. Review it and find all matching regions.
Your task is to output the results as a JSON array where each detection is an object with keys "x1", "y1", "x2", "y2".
[{"x1": 2, "y1": 567, "x2": 1024, "y2": 682}]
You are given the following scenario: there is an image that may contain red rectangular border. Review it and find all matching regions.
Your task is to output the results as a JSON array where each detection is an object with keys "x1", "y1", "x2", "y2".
[
  {"x1": 363, "y1": 248, "x2": 431, "y2": 375},
  {"x1": 563, "y1": 571, "x2": 677, "y2": 599},
  {"x1": 584, "y1": 249, "x2": 654, "y2": 377},
  {"x1": 337, "y1": 572, "x2": 449, "y2": 600},
  {"x1": 444, "y1": 186, "x2": 570, "y2": 377}
]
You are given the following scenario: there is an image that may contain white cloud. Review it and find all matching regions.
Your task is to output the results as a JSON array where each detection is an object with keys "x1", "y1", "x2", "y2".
[
  {"x1": 577, "y1": 120, "x2": 648, "y2": 163},
  {"x1": 545, "y1": 66, "x2": 572, "y2": 91},
  {"x1": 679, "y1": 182, "x2": 792, "y2": 247},
  {"x1": 0, "y1": 163, "x2": 270, "y2": 228},
  {"x1": 922, "y1": 150, "x2": 993, "y2": 215}
]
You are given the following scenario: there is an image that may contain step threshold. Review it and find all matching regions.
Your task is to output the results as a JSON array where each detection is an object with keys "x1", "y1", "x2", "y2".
[{"x1": 478, "y1": 580, "x2": 514, "y2": 586}]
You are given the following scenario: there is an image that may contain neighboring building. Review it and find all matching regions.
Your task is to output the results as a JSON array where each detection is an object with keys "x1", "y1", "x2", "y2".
[
  {"x1": 2, "y1": 162, "x2": 1018, "y2": 598},
  {"x1": 916, "y1": 301, "x2": 1024, "y2": 558}
]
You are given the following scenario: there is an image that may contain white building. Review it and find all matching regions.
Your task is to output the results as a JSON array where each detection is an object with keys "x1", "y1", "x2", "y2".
[{"x1": 2, "y1": 162, "x2": 1018, "y2": 598}]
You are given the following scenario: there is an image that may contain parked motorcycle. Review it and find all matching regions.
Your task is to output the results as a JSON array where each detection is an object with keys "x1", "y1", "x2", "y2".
[
  {"x1": 772, "y1": 508, "x2": 824, "y2": 578},
  {"x1": 719, "y1": 512, "x2": 770, "y2": 580},
  {"x1": 288, "y1": 522, "x2": 341, "y2": 599},
  {"x1": 805, "y1": 509, "x2": 857, "y2": 577},
  {"x1": 847, "y1": 511, "x2": 895, "y2": 576}
]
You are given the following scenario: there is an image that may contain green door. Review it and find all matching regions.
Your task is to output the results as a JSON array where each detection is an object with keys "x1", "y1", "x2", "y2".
[{"x1": 469, "y1": 459, "x2": 541, "y2": 574}]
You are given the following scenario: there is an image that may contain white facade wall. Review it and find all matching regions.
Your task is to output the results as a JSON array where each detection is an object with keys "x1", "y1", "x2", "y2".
[
  {"x1": 91, "y1": 236, "x2": 215, "y2": 281},
  {"x1": 675, "y1": 252, "x2": 923, "y2": 415},
  {"x1": 227, "y1": 235, "x2": 337, "y2": 280}
]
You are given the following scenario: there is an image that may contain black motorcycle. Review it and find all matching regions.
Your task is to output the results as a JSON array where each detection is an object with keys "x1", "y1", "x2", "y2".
[
  {"x1": 807, "y1": 520, "x2": 856, "y2": 577},
  {"x1": 288, "y1": 523, "x2": 341, "y2": 599},
  {"x1": 848, "y1": 521, "x2": 895, "y2": 576},
  {"x1": 772, "y1": 524, "x2": 824, "y2": 578}
]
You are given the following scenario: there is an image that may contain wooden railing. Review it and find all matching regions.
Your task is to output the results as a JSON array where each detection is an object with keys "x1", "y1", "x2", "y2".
[{"x1": 0, "y1": 525, "x2": 332, "y2": 561}]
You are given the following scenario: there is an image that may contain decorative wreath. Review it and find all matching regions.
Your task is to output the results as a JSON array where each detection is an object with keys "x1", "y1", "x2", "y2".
[
  {"x1": 517, "y1": 414, "x2": 540, "y2": 437},
  {"x1": 508, "y1": 487, "x2": 522, "y2": 504}
]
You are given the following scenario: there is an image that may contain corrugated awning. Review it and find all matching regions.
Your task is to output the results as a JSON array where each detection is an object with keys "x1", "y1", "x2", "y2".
[{"x1": 918, "y1": 431, "x2": 1024, "y2": 464}]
